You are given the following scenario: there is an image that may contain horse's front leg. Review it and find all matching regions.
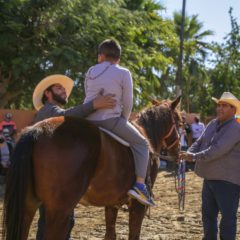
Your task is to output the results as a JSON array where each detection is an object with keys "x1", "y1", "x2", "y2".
[
  {"x1": 44, "y1": 208, "x2": 72, "y2": 240},
  {"x1": 21, "y1": 185, "x2": 40, "y2": 240},
  {"x1": 128, "y1": 200, "x2": 147, "y2": 240},
  {"x1": 21, "y1": 202, "x2": 39, "y2": 240},
  {"x1": 104, "y1": 206, "x2": 119, "y2": 240}
]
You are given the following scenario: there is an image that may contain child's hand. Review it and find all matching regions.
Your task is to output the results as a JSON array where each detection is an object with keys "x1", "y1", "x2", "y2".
[{"x1": 93, "y1": 94, "x2": 116, "y2": 109}]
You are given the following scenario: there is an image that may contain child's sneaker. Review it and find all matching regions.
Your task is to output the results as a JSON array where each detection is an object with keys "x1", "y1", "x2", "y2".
[{"x1": 128, "y1": 183, "x2": 155, "y2": 206}]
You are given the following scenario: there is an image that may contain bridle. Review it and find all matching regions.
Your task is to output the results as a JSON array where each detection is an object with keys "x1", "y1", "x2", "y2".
[
  {"x1": 155, "y1": 114, "x2": 180, "y2": 162},
  {"x1": 162, "y1": 122, "x2": 179, "y2": 151}
]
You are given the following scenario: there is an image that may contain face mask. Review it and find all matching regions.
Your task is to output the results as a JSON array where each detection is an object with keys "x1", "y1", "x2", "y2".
[{"x1": 0, "y1": 137, "x2": 5, "y2": 144}]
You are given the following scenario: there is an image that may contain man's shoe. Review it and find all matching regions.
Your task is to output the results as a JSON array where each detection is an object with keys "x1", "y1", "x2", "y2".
[{"x1": 128, "y1": 183, "x2": 155, "y2": 206}]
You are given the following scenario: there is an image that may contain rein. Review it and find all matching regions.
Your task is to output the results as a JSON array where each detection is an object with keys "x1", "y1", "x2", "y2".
[
  {"x1": 175, "y1": 159, "x2": 186, "y2": 211},
  {"x1": 157, "y1": 154, "x2": 177, "y2": 162}
]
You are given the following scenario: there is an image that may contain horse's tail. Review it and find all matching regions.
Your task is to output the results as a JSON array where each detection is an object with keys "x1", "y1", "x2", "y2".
[{"x1": 2, "y1": 128, "x2": 38, "y2": 240}]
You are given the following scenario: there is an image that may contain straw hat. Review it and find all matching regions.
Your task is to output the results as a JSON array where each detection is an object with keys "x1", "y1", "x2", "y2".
[
  {"x1": 212, "y1": 92, "x2": 240, "y2": 115},
  {"x1": 33, "y1": 74, "x2": 74, "y2": 110}
]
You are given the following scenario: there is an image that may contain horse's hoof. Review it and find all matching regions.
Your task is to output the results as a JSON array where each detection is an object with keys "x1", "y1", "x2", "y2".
[{"x1": 104, "y1": 234, "x2": 116, "y2": 240}]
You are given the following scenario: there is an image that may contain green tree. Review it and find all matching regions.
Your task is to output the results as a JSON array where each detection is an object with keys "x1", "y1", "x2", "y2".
[
  {"x1": 0, "y1": 0, "x2": 66, "y2": 108},
  {"x1": 209, "y1": 7, "x2": 240, "y2": 111},
  {"x1": 173, "y1": 12, "x2": 213, "y2": 114},
  {"x1": 0, "y1": 0, "x2": 178, "y2": 110}
]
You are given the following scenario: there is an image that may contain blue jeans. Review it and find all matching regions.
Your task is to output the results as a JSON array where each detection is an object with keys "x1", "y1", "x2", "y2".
[
  {"x1": 202, "y1": 180, "x2": 240, "y2": 240},
  {"x1": 36, "y1": 206, "x2": 75, "y2": 240}
]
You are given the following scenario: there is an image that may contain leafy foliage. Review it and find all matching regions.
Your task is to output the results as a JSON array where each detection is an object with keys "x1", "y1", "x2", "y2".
[
  {"x1": 172, "y1": 12, "x2": 214, "y2": 115},
  {"x1": 1, "y1": 1, "x2": 240, "y2": 119},
  {"x1": 209, "y1": 8, "x2": 240, "y2": 101},
  {"x1": 0, "y1": 0, "x2": 177, "y2": 110}
]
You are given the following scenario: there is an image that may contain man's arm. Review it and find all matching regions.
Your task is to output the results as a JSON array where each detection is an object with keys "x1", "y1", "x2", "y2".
[
  {"x1": 179, "y1": 135, "x2": 203, "y2": 162},
  {"x1": 64, "y1": 101, "x2": 94, "y2": 118},
  {"x1": 64, "y1": 94, "x2": 116, "y2": 118},
  {"x1": 181, "y1": 121, "x2": 240, "y2": 163},
  {"x1": 187, "y1": 133, "x2": 203, "y2": 153},
  {"x1": 34, "y1": 95, "x2": 116, "y2": 123},
  {"x1": 180, "y1": 120, "x2": 213, "y2": 161}
]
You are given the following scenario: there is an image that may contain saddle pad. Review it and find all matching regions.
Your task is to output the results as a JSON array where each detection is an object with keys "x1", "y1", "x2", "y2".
[{"x1": 99, "y1": 127, "x2": 130, "y2": 147}]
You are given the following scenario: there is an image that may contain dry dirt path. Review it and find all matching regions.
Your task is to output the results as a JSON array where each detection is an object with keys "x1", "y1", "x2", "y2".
[{"x1": 0, "y1": 171, "x2": 240, "y2": 240}]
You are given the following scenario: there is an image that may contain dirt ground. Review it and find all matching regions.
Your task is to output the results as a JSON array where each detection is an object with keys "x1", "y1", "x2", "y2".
[{"x1": 0, "y1": 171, "x2": 240, "y2": 240}]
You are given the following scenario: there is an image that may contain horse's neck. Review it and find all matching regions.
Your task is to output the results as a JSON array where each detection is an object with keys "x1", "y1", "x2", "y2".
[
  {"x1": 131, "y1": 120, "x2": 154, "y2": 154},
  {"x1": 133, "y1": 108, "x2": 169, "y2": 154}
]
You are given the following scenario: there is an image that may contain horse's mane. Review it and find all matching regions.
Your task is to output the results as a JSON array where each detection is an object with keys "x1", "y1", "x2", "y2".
[{"x1": 133, "y1": 100, "x2": 180, "y2": 152}]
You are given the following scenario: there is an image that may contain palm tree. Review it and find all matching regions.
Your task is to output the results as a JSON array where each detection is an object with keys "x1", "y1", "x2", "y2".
[{"x1": 173, "y1": 12, "x2": 214, "y2": 112}]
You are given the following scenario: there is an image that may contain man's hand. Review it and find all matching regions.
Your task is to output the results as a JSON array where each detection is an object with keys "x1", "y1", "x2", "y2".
[
  {"x1": 179, "y1": 151, "x2": 194, "y2": 162},
  {"x1": 93, "y1": 94, "x2": 116, "y2": 110}
]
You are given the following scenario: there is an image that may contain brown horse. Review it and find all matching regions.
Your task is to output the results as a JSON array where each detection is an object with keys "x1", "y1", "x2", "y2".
[{"x1": 2, "y1": 97, "x2": 181, "y2": 240}]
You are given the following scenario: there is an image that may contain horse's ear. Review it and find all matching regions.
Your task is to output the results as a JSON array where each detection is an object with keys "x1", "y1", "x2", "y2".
[
  {"x1": 148, "y1": 96, "x2": 161, "y2": 105},
  {"x1": 152, "y1": 99, "x2": 161, "y2": 105},
  {"x1": 171, "y1": 95, "x2": 181, "y2": 110}
]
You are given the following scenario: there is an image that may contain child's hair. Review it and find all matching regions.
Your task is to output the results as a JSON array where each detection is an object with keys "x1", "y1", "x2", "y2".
[{"x1": 98, "y1": 39, "x2": 121, "y2": 60}]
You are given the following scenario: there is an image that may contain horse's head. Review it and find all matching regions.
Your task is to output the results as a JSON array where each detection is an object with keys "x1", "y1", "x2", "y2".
[
  {"x1": 136, "y1": 96, "x2": 181, "y2": 160},
  {"x1": 160, "y1": 96, "x2": 181, "y2": 157}
]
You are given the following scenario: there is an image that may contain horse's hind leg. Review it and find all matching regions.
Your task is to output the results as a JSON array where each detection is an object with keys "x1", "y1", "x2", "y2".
[
  {"x1": 105, "y1": 206, "x2": 119, "y2": 240},
  {"x1": 128, "y1": 200, "x2": 146, "y2": 240}
]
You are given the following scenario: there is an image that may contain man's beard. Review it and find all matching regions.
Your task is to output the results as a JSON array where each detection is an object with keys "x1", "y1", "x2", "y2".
[{"x1": 52, "y1": 91, "x2": 67, "y2": 105}]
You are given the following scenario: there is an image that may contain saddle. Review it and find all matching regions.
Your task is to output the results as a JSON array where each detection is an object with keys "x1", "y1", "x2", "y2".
[{"x1": 99, "y1": 127, "x2": 130, "y2": 147}]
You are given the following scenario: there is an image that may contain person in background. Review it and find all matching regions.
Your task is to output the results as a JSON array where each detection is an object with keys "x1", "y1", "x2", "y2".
[
  {"x1": 0, "y1": 112, "x2": 17, "y2": 140},
  {"x1": 179, "y1": 123, "x2": 188, "y2": 151},
  {"x1": 0, "y1": 131, "x2": 13, "y2": 173},
  {"x1": 2, "y1": 128, "x2": 14, "y2": 144},
  {"x1": 180, "y1": 92, "x2": 240, "y2": 240},
  {"x1": 182, "y1": 115, "x2": 192, "y2": 145},
  {"x1": 179, "y1": 115, "x2": 193, "y2": 171},
  {"x1": 191, "y1": 116, "x2": 205, "y2": 143},
  {"x1": 32, "y1": 74, "x2": 116, "y2": 240}
]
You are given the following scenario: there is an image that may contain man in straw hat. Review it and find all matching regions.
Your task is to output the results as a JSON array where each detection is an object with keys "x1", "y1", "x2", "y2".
[
  {"x1": 33, "y1": 74, "x2": 116, "y2": 240},
  {"x1": 33, "y1": 74, "x2": 116, "y2": 122},
  {"x1": 180, "y1": 92, "x2": 240, "y2": 240}
]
